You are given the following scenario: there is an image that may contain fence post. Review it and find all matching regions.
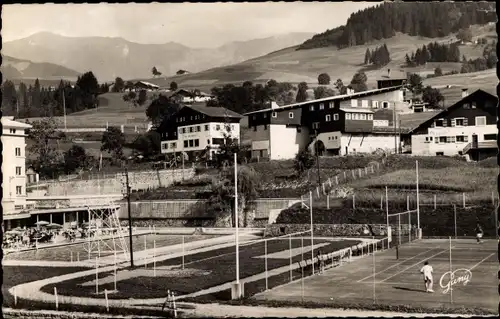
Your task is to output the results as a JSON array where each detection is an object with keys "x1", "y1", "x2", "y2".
[
  {"x1": 352, "y1": 170, "x2": 356, "y2": 179},
  {"x1": 492, "y1": 191, "x2": 495, "y2": 207},
  {"x1": 54, "y1": 287, "x2": 58, "y2": 310},
  {"x1": 265, "y1": 239, "x2": 268, "y2": 290},
  {"x1": 365, "y1": 167, "x2": 368, "y2": 175},
  {"x1": 434, "y1": 194, "x2": 437, "y2": 210},
  {"x1": 454, "y1": 205, "x2": 457, "y2": 239},
  {"x1": 95, "y1": 257, "x2": 99, "y2": 295},
  {"x1": 353, "y1": 194, "x2": 356, "y2": 209},
  {"x1": 105, "y1": 289, "x2": 109, "y2": 312},
  {"x1": 328, "y1": 178, "x2": 332, "y2": 187},
  {"x1": 359, "y1": 168, "x2": 362, "y2": 178},
  {"x1": 344, "y1": 171, "x2": 346, "y2": 179},
  {"x1": 322, "y1": 183, "x2": 326, "y2": 195},
  {"x1": 289, "y1": 234, "x2": 293, "y2": 282},
  {"x1": 371, "y1": 165, "x2": 374, "y2": 174},
  {"x1": 172, "y1": 292, "x2": 178, "y2": 318},
  {"x1": 335, "y1": 175, "x2": 338, "y2": 185},
  {"x1": 380, "y1": 195, "x2": 383, "y2": 210},
  {"x1": 462, "y1": 193, "x2": 466, "y2": 208},
  {"x1": 316, "y1": 187, "x2": 320, "y2": 198},
  {"x1": 406, "y1": 195, "x2": 410, "y2": 211},
  {"x1": 327, "y1": 195, "x2": 330, "y2": 209}
]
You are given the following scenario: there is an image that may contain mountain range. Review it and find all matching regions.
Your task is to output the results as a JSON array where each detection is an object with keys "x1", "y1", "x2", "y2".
[
  {"x1": 2, "y1": 31, "x2": 315, "y2": 82},
  {"x1": 1, "y1": 55, "x2": 81, "y2": 80}
]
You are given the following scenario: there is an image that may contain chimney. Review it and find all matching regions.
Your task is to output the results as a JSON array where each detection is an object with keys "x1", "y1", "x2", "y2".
[
  {"x1": 271, "y1": 101, "x2": 279, "y2": 109},
  {"x1": 387, "y1": 68, "x2": 391, "y2": 77},
  {"x1": 461, "y1": 88, "x2": 469, "y2": 98},
  {"x1": 346, "y1": 87, "x2": 354, "y2": 95}
]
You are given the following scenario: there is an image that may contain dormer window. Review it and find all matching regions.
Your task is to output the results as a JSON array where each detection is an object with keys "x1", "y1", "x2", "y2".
[
  {"x1": 289, "y1": 112, "x2": 294, "y2": 119},
  {"x1": 272, "y1": 112, "x2": 278, "y2": 118}
]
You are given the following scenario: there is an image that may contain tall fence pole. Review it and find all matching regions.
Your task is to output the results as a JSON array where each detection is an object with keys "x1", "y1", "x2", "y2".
[
  {"x1": 289, "y1": 234, "x2": 293, "y2": 282},
  {"x1": 310, "y1": 191, "x2": 315, "y2": 275},
  {"x1": 95, "y1": 257, "x2": 99, "y2": 295},
  {"x1": 182, "y1": 235, "x2": 185, "y2": 270},
  {"x1": 416, "y1": 160, "x2": 421, "y2": 238},
  {"x1": 372, "y1": 236, "x2": 376, "y2": 303},
  {"x1": 386, "y1": 186, "x2": 389, "y2": 248},
  {"x1": 453, "y1": 205, "x2": 457, "y2": 239},
  {"x1": 407, "y1": 195, "x2": 409, "y2": 211},
  {"x1": 54, "y1": 287, "x2": 58, "y2": 310},
  {"x1": 327, "y1": 195, "x2": 330, "y2": 209},
  {"x1": 408, "y1": 211, "x2": 411, "y2": 243},
  {"x1": 380, "y1": 195, "x2": 383, "y2": 210},
  {"x1": 398, "y1": 214, "x2": 401, "y2": 246},
  {"x1": 353, "y1": 194, "x2": 356, "y2": 209},
  {"x1": 462, "y1": 193, "x2": 466, "y2": 208},
  {"x1": 449, "y1": 236, "x2": 453, "y2": 304},
  {"x1": 434, "y1": 194, "x2": 437, "y2": 210},
  {"x1": 265, "y1": 239, "x2": 268, "y2": 290}
]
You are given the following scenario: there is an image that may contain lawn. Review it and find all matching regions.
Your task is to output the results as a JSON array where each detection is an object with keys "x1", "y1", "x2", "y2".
[
  {"x1": 5, "y1": 234, "x2": 220, "y2": 262},
  {"x1": 39, "y1": 238, "x2": 360, "y2": 299}
]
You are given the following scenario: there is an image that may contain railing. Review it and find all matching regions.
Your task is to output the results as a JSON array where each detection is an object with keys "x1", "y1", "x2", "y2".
[{"x1": 462, "y1": 142, "x2": 472, "y2": 154}]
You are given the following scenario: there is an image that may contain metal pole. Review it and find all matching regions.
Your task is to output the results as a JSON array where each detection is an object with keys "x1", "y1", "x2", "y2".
[
  {"x1": 434, "y1": 194, "x2": 437, "y2": 210},
  {"x1": 372, "y1": 236, "x2": 376, "y2": 303},
  {"x1": 353, "y1": 194, "x2": 356, "y2": 209},
  {"x1": 407, "y1": 195, "x2": 409, "y2": 211},
  {"x1": 315, "y1": 130, "x2": 321, "y2": 186},
  {"x1": 310, "y1": 191, "x2": 314, "y2": 275},
  {"x1": 265, "y1": 239, "x2": 268, "y2": 290},
  {"x1": 327, "y1": 195, "x2": 330, "y2": 209},
  {"x1": 63, "y1": 88, "x2": 67, "y2": 131},
  {"x1": 125, "y1": 168, "x2": 134, "y2": 267},
  {"x1": 182, "y1": 235, "x2": 185, "y2": 270},
  {"x1": 462, "y1": 193, "x2": 466, "y2": 208},
  {"x1": 398, "y1": 214, "x2": 401, "y2": 246},
  {"x1": 449, "y1": 236, "x2": 453, "y2": 304},
  {"x1": 114, "y1": 251, "x2": 117, "y2": 291},
  {"x1": 153, "y1": 239, "x2": 156, "y2": 277},
  {"x1": 416, "y1": 160, "x2": 420, "y2": 234},
  {"x1": 234, "y1": 153, "x2": 240, "y2": 284},
  {"x1": 409, "y1": 211, "x2": 411, "y2": 243},
  {"x1": 96, "y1": 257, "x2": 99, "y2": 295},
  {"x1": 453, "y1": 205, "x2": 457, "y2": 239},
  {"x1": 144, "y1": 235, "x2": 147, "y2": 269},
  {"x1": 289, "y1": 234, "x2": 293, "y2": 282},
  {"x1": 386, "y1": 186, "x2": 389, "y2": 247}
]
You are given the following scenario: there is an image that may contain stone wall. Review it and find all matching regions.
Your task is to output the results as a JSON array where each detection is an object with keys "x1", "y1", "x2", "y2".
[
  {"x1": 264, "y1": 223, "x2": 411, "y2": 237},
  {"x1": 26, "y1": 195, "x2": 123, "y2": 208},
  {"x1": 119, "y1": 219, "x2": 214, "y2": 228},
  {"x1": 46, "y1": 168, "x2": 195, "y2": 196}
]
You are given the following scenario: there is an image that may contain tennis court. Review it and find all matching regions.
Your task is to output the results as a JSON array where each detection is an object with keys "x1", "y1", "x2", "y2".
[{"x1": 254, "y1": 239, "x2": 497, "y2": 313}]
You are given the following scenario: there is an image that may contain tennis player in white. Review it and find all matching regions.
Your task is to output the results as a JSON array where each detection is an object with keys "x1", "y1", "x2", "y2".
[{"x1": 420, "y1": 261, "x2": 434, "y2": 293}]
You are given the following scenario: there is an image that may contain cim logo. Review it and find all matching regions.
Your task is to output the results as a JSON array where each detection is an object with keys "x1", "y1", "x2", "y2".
[{"x1": 439, "y1": 268, "x2": 472, "y2": 294}]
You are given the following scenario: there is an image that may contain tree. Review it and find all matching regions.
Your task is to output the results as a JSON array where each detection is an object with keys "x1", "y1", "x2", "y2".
[
  {"x1": 407, "y1": 73, "x2": 423, "y2": 94},
  {"x1": 151, "y1": 67, "x2": 162, "y2": 77},
  {"x1": 296, "y1": 82, "x2": 309, "y2": 102},
  {"x1": 317, "y1": 73, "x2": 331, "y2": 85},
  {"x1": 422, "y1": 86, "x2": 444, "y2": 108},
  {"x1": 146, "y1": 94, "x2": 182, "y2": 125},
  {"x1": 313, "y1": 86, "x2": 336, "y2": 99},
  {"x1": 27, "y1": 117, "x2": 65, "y2": 178},
  {"x1": 334, "y1": 79, "x2": 348, "y2": 95},
  {"x1": 130, "y1": 131, "x2": 161, "y2": 158},
  {"x1": 434, "y1": 67, "x2": 443, "y2": 76},
  {"x1": 113, "y1": 77, "x2": 125, "y2": 92},
  {"x1": 136, "y1": 89, "x2": 147, "y2": 106},
  {"x1": 349, "y1": 71, "x2": 368, "y2": 92},
  {"x1": 1, "y1": 80, "x2": 18, "y2": 114},
  {"x1": 63, "y1": 144, "x2": 87, "y2": 174},
  {"x1": 125, "y1": 81, "x2": 135, "y2": 91},
  {"x1": 101, "y1": 127, "x2": 126, "y2": 161},
  {"x1": 457, "y1": 28, "x2": 472, "y2": 42},
  {"x1": 176, "y1": 70, "x2": 188, "y2": 75},
  {"x1": 364, "y1": 48, "x2": 372, "y2": 65},
  {"x1": 169, "y1": 81, "x2": 178, "y2": 91},
  {"x1": 294, "y1": 148, "x2": 315, "y2": 175}
]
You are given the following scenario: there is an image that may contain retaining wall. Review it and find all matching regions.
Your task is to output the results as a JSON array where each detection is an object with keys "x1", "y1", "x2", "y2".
[
  {"x1": 46, "y1": 168, "x2": 195, "y2": 196},
  {"x1": 264, "y1": 223, "x2": 411, "y2": 237},
  {"x1": 26, "y1": 195, "x2": 123, "y2": 208}
]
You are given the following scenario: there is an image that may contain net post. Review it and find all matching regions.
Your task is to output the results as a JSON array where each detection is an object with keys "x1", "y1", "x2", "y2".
[
  {"x1": 449, "y1": 236, "x2": 453, "y2": 304},
  {"x1": 289, "y1": 234, "x2": 293, "y2": 282},
  {"x1": 353, "y1": 194, "x2": 356, "y2": 209},
  {"x1": 434, "y1": 194, "x2": 437, "y2": 210},
  {"x1": 265, "y1": 238, "x2": 268, "y2": 290},
  {"x1": 407, "y1": 195, "x2": 409, "y2": 211},
  {"x1": 453, "y1": 205, "x2": 457, "y2": 239},
  {"x1": 462, "y1": 193, "x2": 466, "y2": 208},
  {"x1": 327, "y1": 194, "x2": 330, "y2": 209},
  {"x1": 372, "y1": 236, "x2": 376, "y2": 304}
]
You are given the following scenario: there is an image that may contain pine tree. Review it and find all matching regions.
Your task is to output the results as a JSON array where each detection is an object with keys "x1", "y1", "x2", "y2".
[{"x1": 364, "y1": 48, "x2": 371, "y2": 65}]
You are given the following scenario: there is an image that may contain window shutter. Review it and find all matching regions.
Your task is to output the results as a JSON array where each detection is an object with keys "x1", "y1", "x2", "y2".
[
  {"x1": 464, "y1": 136, "x2": 469, "y2": 142},
  {"x1": 451, "y1": 136, "x2": 456, "y2": 143},
  {"x1": 446, "y1": 136, "x2": 451, "y2": 143},
  {"x1": 463, "y1": 118, "x2": 468, "y2": 126},
  {"x1": 442, "y1": 120, "x2": 447, "y2": 127},
  {"x1": 451, "y1": 119, "x2": 456, "y2": 127}
]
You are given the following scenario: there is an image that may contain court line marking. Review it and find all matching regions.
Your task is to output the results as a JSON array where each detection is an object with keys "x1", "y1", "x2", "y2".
[
  {"x1": 357, "y1": 248, "x2": 438, "y2": 283},
  {"x1": 365, "y1": 281, "x2": 498, "y2": 289},
  {"x1": 379, "y1": 248, "x2": 452, "y2": 283},
  {"x1": 469, "y1": 253, "x2": 496, "y2": 271}
]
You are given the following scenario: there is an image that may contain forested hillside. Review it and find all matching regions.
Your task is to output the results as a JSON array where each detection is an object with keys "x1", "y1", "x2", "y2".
[{"x1": 298, "y1": 1, "x2": 496, "y2": 50}]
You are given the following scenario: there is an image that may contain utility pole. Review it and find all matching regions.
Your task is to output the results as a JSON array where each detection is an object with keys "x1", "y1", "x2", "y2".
[
  {"x1": 315, "y1": 130, "x2": 321, "y2": 186},
  {"x1": 63, "y1": 88, "x2": 67, "y2": 131},
  {"x1": 125, "y1": 168, "x2": 134, "y2": 267},
  {"x1": 393, "y1": 103, "x2": 397, "y2": 154}
]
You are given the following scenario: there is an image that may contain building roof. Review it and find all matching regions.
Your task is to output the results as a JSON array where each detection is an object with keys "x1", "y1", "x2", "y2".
[
  {"x1": 398, "y1": 111, "x2": 441, "y2": 131},
  {"x1": 1, "y1": 117, "x2": 32, "y2": 129},
  {"x1": 244, "y1": 85, "x2": 404, "y2": 116},
  {"x1": 378, "y1": 69, "x2": 407, "y2": 81},
  {"x1": 135, "y1": 81, "x2": 159, "y2": 88},
  {"x1": 185, "y1": 104, "x2": 243, "y2": 119}
]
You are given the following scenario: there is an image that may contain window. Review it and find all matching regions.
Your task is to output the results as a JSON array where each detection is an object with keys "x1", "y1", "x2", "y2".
[
  {"x1": 309, "y1": 105, "x2": 315, "y2": 111},
  {"x1": 436, "y1": 152, "x2": 444, "y2": 156},
  {"x1": 435, "y1": 119, "x2": 444, "y2": 127},
  {"x1": 16, "y1": 166, "x2": 22, "y2": 175},
  {"x1": 325, "y1": 115, "x2": 331, "y2": 122},
  {"x1": 463, "y1": 103, "x2": 470, "y2": 109},
  {"x1": 184, "y1": 141, "x2": 189, "y2": 148},
  {"x1": 439, "y1": 137, "x2": 447, "y2": 143},
  {"x1": 328, "y1": 102, "x2": 334, "y2": 109},
  {"x1": 475, "y1": 116, "x2": 486, "y2": 126},
  {"x1": 453, "y1": 118, "x2": 465, "y2": 126},
  {"x1": 333, "y1": 114, "x2": 339, "y2": 121},
  {"x1": 354, "y1": 113, "x2": 360, "y2": 120},
  {"x1": 189, "y1": 127, "x2": 194, "y2": 133},
  {"x1": 367, "y1": 114, "x2": 373, "y2": 120},
  {"x1": 272, "y1": 112, "x2": 277, "y2": 118},
  {"x1": 360, "y1": 113, "x2": 367, "y2": 120},
  {"x1": 15, "y1": 147, "x2": 21, "y2": 156},
  {"x1": 456, "y1": 135, "x2": 467, "y2": 143},
  {"x1": 196, "y1": 126, "x2": 201, "y2": 132},
  {"x1": 16, "y1": 186, "x2": 22, "y2": 195},
  {"x1": 162, "y1": 143, "x2": 168, "y2": 150},
  {"x1": 194, "y1": 139, "x2": 199, "y2": 147},
  {"x1": 189, "y1": 140, "x2": 194, "y2": 147},
  {"x1": 372, "y1": 101, "x2": 379, "y2": 109},
  {"x1": 484, "y1": 134, "x2": 497, "y2": 140},
  {"x1": 205, "y1": 124, "x2": 209, "y2": 131},
  {"x1": 207, "y1": 139, "x2": 210, "y2": 145},
  {"x1": 346, "y1": 113, "x2": 352, "y2": 120},
  {"x1": 10, "y1": 129, "x2": 16, "y2": 134},
  {"x1": 190, "y1": 116, "x2": 193, "y2": 120},
  {"x1": 471, "y1": 101, "x2": 477, "y2": 109},
  {"x1": 231, "y1": 125, "x2": 235, "y2": 130},
  {"x1": 351, "y1": 99, "x2": 358, "y2": 107},
  {"x1": 264, "y1": 124, "x2": 268, "y2": 130},
  {"x1": 171, "y1": 143, "x2": 176, "y2": 148},
  {"x1": 312, "y1": 122, "x2": 320, "y2": 129},
  {"x1": 182, "y1": 128, "x2": 186, "y2": 134},
  {"x1": 216, "y1": 125, "x2": 221, "y2": 131},
  {"x1": 289, "y1": 112, "x2": 294, "y2": 119},
  {"x1": 319, "y1": 103, "x2": 325, "y2": 110},
  {"x1": 425, "y1": 136, "x2": 433, "y2": 143},
  {"x1": 382, "y1": 102, "x2": 389, "y2": 109},
  {"x1": 263, "y1": 113, "x2": 267, "y2": 118},
  {"x1": 361, "y1": 100, "x2": 368, "y2": 108}
]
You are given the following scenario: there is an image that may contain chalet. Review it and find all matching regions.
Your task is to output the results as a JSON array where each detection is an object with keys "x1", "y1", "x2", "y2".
[
  {"x1": 244, "y1": 85, "x2": 408, "y2": 160},
  {"x1": 377, "y1": 69, "x2": 407, "y2": 89},
  {"x1": 169, "y1": 89, "x2": 214, "y2": 103},
  {"x1": 134, "y1": 81, "x2": 160, "y2": 91},
  {"x1": 408, "y1": 88, "x2": 497, "y2": 161},
  {"x1": 158, "y1": 104, "x2": 243, "y2": 161}
]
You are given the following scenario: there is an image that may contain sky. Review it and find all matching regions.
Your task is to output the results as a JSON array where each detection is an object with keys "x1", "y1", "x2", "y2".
[{"x1": 2, "y1": 2, "x2": 380, "y2": 48}]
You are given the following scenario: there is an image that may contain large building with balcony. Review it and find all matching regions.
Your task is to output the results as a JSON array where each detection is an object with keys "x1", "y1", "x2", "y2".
[
  {"x1": 408, "y1": 89, "x2": 497, "y2": 161},
  {"x1": 1, "y1": 116, "x2": 32, "y2": 229},
  {"x1": 244, "y1": 85, "x2": 408, "y2": 160},
  {"x1": 158, "y1": 104, "x2": 243, "y2": 160}
]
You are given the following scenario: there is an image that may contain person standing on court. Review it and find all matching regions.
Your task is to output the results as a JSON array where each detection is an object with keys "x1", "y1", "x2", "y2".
[
  {"x1": 420, "y1": 261, "x2": 434, "y2": 293},
  {"x1": 475, "y1": 223, "x2": 483, "y2": 243}
]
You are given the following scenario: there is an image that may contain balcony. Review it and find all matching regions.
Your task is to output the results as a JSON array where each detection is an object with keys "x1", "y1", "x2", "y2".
[{"x1": 463, "y1": 141, "x2": 497, "y2": 154}]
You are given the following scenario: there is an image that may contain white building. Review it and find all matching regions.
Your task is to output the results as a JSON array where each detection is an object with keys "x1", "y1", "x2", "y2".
[
  {"x1": 409, "y1": 89, "x2": 497, "y2": 161},
  {"x1": 1, "y1": 117, "x2": 32, "y2": 229},
  {"x1": 158, "y1": 104, "x2": 243, "y2": 160}
]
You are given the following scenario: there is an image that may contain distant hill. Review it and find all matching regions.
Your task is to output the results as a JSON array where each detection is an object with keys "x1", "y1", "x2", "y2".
[
  {"x1": 1, "y1": 55, "x2": 81, "y2": 81},
  {"x1": 2, "y1": 32, "x2": 315, "y2": 82},
  {"x1": 297, "y1": 1, "x2": 496, "y2": 50},
  {"x1": 132, "y1": 24, "x2": 496, "y2": 92}
]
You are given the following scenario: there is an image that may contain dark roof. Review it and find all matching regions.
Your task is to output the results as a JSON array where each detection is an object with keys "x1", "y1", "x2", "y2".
[
  {"x1": 186, "y1": 104, "x2": 243, "y2": 119},
  {"x1": 406, "y1": 89, "x2": 497, "y2": 133},
  {"x1": 378, "y1": 69, "x2": 407, "y2": 80},
  {"x1": 373, "y1": 109, "x2": 395, "y2": 122},
  {"x1": 399, "y1": 111, "x2": 441, "y2": 131}
]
